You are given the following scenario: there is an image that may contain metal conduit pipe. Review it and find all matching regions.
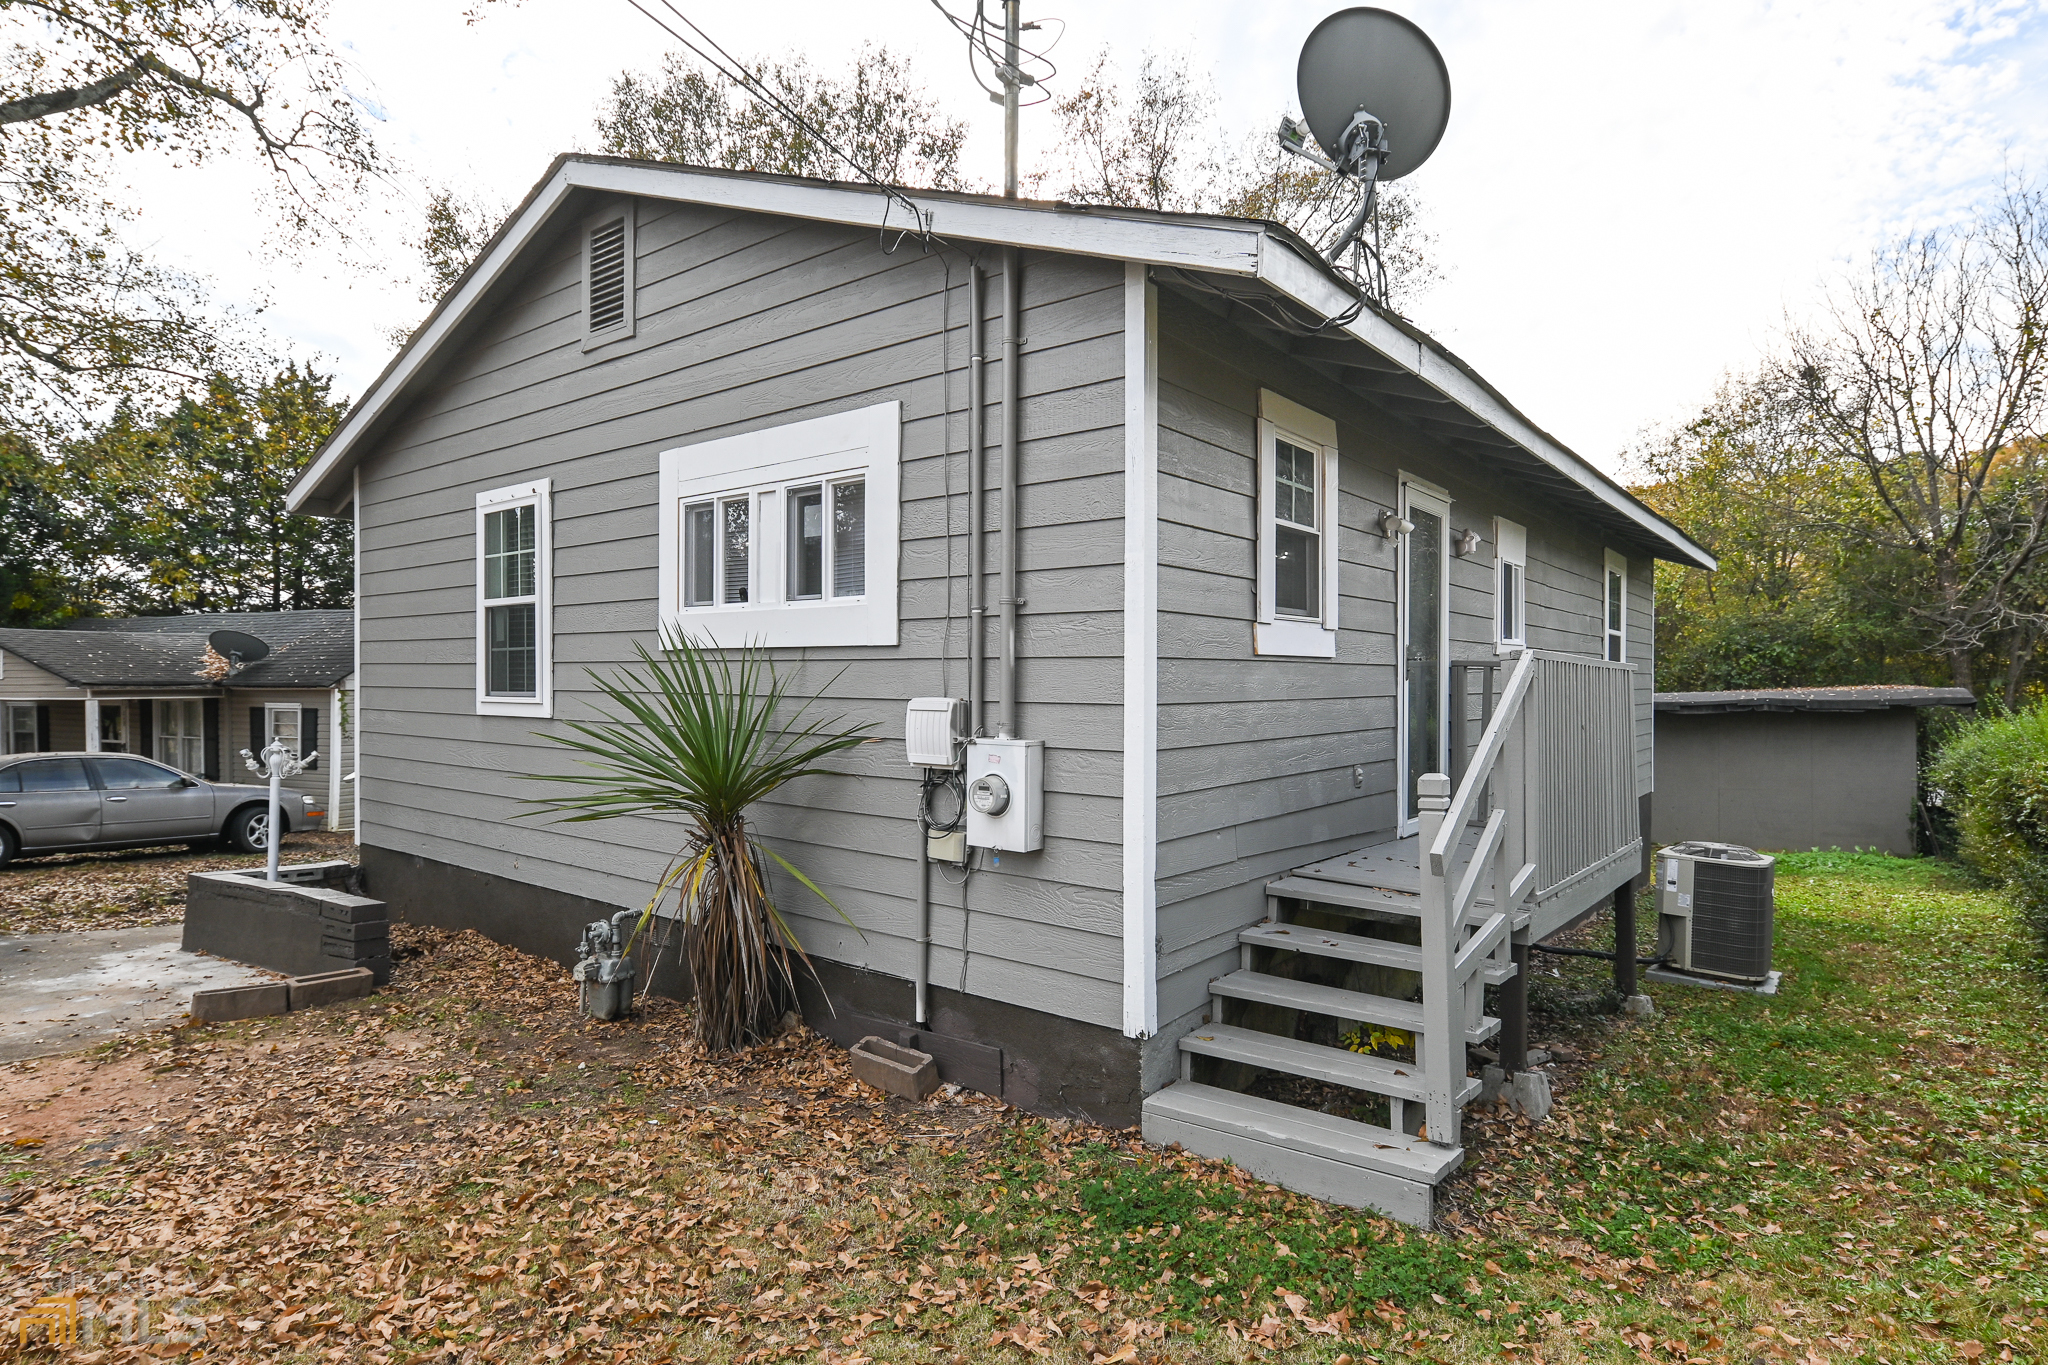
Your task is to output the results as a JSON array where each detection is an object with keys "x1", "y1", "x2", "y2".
[
  {"x1": 967, "y1": 262, "x2": 987, "y2": 736},
  {"x1": 914, "y1": 822, "x2": 932, "y2": 1024},
  {"x1": 998, "y1": 246, "x2": 1022, "y2": 739}
]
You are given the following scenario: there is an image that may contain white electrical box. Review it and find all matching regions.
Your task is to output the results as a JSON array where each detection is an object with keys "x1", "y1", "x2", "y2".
[
  {"x1": 905, "y1": 697, "x2": 967, "y2": 768},
  {"x1": 965, "y1": 737, "x2": 1043, "y2": 852}
]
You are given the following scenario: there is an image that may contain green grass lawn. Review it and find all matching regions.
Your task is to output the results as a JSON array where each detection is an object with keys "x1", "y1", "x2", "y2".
[{"x1": 5, "y1": 853, "x2": 2043, "y2": 1364}]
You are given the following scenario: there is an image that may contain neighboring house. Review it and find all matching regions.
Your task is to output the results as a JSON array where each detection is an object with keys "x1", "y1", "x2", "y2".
[
  {"x1": 1654, "y1": 685, "x2": 1976, "y2": 857},
  {"x1": 283, "y1": 156, "x2": 1713, "y2": 1224},
  {"x1": 0, "y1": 611, "x2": 356, "y2": 833}
]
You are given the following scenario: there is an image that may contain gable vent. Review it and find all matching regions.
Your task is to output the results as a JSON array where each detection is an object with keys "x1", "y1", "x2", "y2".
[{"x1": 587, "y1": 218, "x2": 629, "y2": 334}]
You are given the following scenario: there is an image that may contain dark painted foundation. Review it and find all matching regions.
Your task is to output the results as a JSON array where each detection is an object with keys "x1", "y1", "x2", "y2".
[{"x1": 359, "y1": 844, "x2": 1141, "y2": 1126}]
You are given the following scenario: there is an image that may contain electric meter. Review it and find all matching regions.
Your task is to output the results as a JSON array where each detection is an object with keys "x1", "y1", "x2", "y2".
[{"x1": 964, "y1": 737, "x2": 1042, "y2": 852}]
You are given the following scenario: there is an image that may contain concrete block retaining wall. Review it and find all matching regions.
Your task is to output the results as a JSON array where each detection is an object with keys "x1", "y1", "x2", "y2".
[{"x1": 184, "y1": 861, "x2": 393, "y2": 984}]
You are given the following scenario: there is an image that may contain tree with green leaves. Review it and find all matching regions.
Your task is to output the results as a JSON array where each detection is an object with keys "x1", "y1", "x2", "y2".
[
  {"x1": 0, "y1": 430, "x2": 73, "y2": 625},
  {"x1": 63, "y1": 363, "x2": 353, "y2": 614},
  {"x1": 1, "y1": 0, "x2": 385, "y2": 426}
]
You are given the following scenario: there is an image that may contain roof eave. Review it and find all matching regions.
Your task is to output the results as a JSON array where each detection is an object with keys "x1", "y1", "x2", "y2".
[{"x1": 286, "y1": 157, "x2": 1715, "y2": 571}]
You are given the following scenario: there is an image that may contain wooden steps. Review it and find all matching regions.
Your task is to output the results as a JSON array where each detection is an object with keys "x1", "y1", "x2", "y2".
[
  {"x1": 1209, "y1": 969, "x2": 1502, "y2": 1044},
  {"x1": 1239, "y1": 921, "x2": 1517, "y2": 987},
  {"x1": 1178, "y1": 1023, "x2": 1484, "y2": 1106},
  {"x1": 1141, "y1": 1082, "x2": 1462, "y2": 1225}
]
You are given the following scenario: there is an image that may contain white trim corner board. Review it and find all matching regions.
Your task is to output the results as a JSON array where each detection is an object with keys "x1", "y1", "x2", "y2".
[{"x1": 1121, "y1": 262, "x2": 1160, "y2": 1040}]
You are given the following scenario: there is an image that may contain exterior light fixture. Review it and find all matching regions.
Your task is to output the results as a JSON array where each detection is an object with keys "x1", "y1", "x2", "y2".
[
  {"x1": 1452, "y1": 527, "x2": 1481, "y2": 557},
  {"x1": 1378, "y1": 508, "x2": 1415, "y2": 538}
]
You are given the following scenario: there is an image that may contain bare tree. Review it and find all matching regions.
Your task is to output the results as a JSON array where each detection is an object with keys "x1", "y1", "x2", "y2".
[
  {"x1": 1034, "y1": 47, "x2": 1441, "y2": 310},
  {"x1": 597, "y1": 45, "x2": 970, "y2": 190},
  {"x1": 1, "y1": 0, "x2": 388, "y2": 426},
  {"x1": 1781, "y1": 181, "x2": 2048, "y2": 689}
]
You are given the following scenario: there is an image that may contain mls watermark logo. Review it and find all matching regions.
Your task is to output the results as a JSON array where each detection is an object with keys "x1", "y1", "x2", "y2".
[{"x1": 12, "y1": 1285, "x2": 207, "y2": 1350}]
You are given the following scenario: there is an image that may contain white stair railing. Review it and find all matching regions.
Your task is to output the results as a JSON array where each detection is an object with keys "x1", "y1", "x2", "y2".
[
  {"x1": 1415, "y1": 650, "x2": 1536, "y2": 1147},
  {"x1": 1416, "y1": 649, "x2": 1640, "y2": 1146}
]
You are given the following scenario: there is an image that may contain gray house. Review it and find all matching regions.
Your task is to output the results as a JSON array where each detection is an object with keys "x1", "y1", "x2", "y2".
[
  {"x1": 286, "y1": 156, "x2": 1713, "y2": 1223},
  {"x1": 0, "y1": 611, "x2": 356, "y2": 832}
]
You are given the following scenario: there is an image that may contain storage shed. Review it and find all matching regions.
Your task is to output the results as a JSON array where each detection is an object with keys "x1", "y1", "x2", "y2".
[{"x1": 1652, "y1": 685, "x2": 1975, "y2": 856}]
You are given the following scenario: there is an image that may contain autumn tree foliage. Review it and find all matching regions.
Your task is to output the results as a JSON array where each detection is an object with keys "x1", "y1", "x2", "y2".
[{"x1": 1, "y1": 0, "x2": 386, "y2": 427}]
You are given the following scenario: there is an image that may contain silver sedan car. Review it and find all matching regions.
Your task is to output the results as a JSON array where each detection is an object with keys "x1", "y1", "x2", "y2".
[{"x1": 0, "y1": 752, "x2": 317, "y2": 867}]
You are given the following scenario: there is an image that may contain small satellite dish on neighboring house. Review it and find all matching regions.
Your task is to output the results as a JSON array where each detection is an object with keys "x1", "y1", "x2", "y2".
[
  {"x1": 1279, "y1": 7, "x2": 1453, "y2": 293},
  {"x1": 208, "y1": 629, "x2": 271, "y2": 671}
]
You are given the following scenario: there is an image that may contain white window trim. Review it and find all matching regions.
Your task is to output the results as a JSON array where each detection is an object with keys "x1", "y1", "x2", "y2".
[
  {"x1": 1253, "y1": 389, "x2": 1340, "y2": 659},
  {"x1": 581, "y1": 207, "x2": 636, "y2": 352},
  {"x1": 1397, "y1": 475, "x2": 1453, "y2": 837},
  {"x1": 1495, "y1": 516, "x2": 1528, "y2": 653},
  {"x1": 263, "y1": 702, "x2": 310, "y2": 768},
  {"x1": 658, "y1": 402, "x2": 901, "y2": 648},
  {"x1": 475, "y1": 479, "x2": 554, "y2": 717},
  {"x1": 1604, "y1": 548, "x2": 1628, "y2": 663}
]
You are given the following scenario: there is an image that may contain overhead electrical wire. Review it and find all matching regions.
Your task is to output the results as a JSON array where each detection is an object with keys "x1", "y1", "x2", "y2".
[
  {"x1": 618, "y1": 0, "x2": 937, "y2": 246},
  {"x1": 925, "y1": 0, "x2": 1061, "y2": 107}
]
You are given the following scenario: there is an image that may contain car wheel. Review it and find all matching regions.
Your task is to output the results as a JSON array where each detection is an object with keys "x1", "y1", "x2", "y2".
[
  {"x1": 0, "y1": 824, "x2": 16, "y2": 869},
  {"x1": 225, "y1": 805, "x2": 272, "y2": 854}
]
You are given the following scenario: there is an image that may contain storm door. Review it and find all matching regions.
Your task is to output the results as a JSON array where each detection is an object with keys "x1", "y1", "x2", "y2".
[{"x1": 1398, "y1": 483, "x2": 1451, "y2": 835}]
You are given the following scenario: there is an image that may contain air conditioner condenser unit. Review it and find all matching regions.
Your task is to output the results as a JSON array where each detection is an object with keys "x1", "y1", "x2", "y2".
[{"x1": 1655, "y1": 841, "x2": 1775, "y2": 983}]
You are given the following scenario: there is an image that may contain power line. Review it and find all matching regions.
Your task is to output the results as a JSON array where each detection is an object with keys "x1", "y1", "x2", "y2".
[{"x1": 617, "y1": 0, "x2": 933, "y2": 241}]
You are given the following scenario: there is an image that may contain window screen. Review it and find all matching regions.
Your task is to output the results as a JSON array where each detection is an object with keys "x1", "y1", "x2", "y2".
[
  {"x1": 831, "y1": 480, "x2": 866, "y2": 598},
  {"x1": 1273, "y1": 438, "x2": 1320, "y2": 618},
  {"x1": 484, "y1": 502, "x2": 540, "y2": 697},
  {"x1": 789, "y1": 485, "x2": 825, "y2": 600}
]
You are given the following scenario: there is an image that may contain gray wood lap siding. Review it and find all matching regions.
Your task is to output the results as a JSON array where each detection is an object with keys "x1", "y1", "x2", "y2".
[
  {"x1": 1149, "y1": 293, "x2": 1656, "y2": 1033},
  {"x1": 355, "y1": 196, "x2": 1132, "y2": 1030}
]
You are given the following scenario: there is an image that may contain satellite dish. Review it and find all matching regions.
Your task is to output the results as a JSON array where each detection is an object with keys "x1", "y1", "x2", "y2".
[
  {"x1": 1296, "y1": 7, "x2": 1451, "y2": 183},
  {"x1": 208, "y1": 629, "x2": 271, "y2": 667}
]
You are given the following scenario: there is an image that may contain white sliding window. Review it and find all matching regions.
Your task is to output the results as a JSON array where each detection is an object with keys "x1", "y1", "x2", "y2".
[
  {"x1": 1495, "y1": 517, "x2": 1527, "y2": 651},
  {"x1": 476, "y1": 480, "x2": 553, "y2": 716},
  {"x1": 1254, "y1": 389, "x2": 1341, "y2": 658},
  {"x1": 658, "y1": 402, "x2": 899, "y2": 648}
]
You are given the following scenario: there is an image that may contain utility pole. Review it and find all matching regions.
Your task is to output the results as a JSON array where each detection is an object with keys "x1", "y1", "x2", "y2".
[{"x1": 1001, "y1": 0, "x2": 1021, "y2": 198}]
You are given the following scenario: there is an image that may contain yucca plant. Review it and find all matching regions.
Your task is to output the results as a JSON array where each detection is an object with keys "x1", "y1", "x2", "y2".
[{"x1": 525, "y1": 631, "x2": 873, "y2": 1052}]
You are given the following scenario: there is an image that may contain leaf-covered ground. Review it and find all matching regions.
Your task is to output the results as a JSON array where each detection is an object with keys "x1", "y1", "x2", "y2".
[
  {"x1": 0, "y1": 831, "x2": 358, "y2": 937},
  {"x1": 0, "y1": 850, "x2": 2043, "y2": 1363}
]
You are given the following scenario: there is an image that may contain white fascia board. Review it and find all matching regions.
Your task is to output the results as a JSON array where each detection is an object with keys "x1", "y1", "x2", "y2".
[
  {"x1": 285, "y1": 166, "x2": 582, "y2": 515},
  {"x1": 1254, "y1": 242, "x2": 1717, "y2": 572},
  {"x1": 564, "y1": 161, "x2": 1266, "y2": 272},
  {"x1": 287, "y1": 162, "x2": 1261, "y2": 517}
]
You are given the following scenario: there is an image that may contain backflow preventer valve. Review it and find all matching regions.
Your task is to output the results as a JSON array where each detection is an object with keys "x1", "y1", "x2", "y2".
[{"x1": 573, "y1": 910, "x2": 638, "y2": 1021}]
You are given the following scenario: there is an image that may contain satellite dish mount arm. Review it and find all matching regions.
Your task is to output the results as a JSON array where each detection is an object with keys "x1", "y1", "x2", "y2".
[{"x1": 1324, "y1": 108, "x2": 1390, "y2": 267}]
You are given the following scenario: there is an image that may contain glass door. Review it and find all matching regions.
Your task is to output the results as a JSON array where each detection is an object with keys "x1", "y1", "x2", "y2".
[{"x1": 1399, "y1": 485, "x2": 1450, "y2": 834}]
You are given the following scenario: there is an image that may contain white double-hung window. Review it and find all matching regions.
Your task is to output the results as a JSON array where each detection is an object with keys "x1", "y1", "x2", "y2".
[
  {"x1": 1254, "y1": 389, "x2": 1341, "y2": 658},
  {"x1": 658, "y1": 402, "x2": 899, "y2": 648},
  {"x1": 476, "y1": 479, "x2": 553, "y2": 716},
  {"x1": 1495, "y1": 517, "x2": 1527, "y2": 651}
]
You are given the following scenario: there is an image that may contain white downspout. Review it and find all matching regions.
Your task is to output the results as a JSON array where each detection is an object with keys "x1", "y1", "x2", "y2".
[
  {"x1": 353, "y1": 466, "x2": 363, "y2": 845},
  {"x1": 84, "y1": 697, "x2": 101, "y2": 752},
  {"x1": 327, "y1": 684, "x2": 343, "y2": 832}
]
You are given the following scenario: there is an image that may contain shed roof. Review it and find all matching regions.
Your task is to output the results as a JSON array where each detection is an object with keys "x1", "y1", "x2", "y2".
[
  {"x1": 0, "y1": 610, "x2": 353, "y2": 690},
  {"x1": 1655, "y1": 685, "x2": 1978, "y2": 715},
  {"x1": 284, "y1": 155, "x2": 1715, "y2": 571}
]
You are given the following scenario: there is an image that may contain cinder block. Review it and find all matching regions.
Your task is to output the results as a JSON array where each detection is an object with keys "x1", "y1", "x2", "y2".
[
  {"x1": 191, "y1": 981, "x2": 290, "y2": 1023},
  {"x1": 848, "y1": 1035, "x2": 939, "y2": 1100},
  {"x1": 305, "y1": 889, "x2": 387, "y2": 924},
  {"x1": 288, "y1": 967, "x2": 376, "y2": 1011},
  {"x1": 319, "y1": 919, "x2": 389, "y2": 944}
]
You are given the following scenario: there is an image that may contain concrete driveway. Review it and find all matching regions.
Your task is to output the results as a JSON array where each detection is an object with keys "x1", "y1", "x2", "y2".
[{"x1": 0, "y1": 926, "x2": 280, "y2": 1062}]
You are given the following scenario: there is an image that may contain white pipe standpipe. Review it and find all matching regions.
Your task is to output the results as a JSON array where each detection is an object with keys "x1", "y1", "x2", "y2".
[{"x1": 243, "y1": 737, "x2": 316, "y2": 882}]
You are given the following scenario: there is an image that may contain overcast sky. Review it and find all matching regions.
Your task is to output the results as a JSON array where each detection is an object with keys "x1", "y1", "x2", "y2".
[{"x1": 115, "y1": 0, "x2": 2048, "y2": 473}]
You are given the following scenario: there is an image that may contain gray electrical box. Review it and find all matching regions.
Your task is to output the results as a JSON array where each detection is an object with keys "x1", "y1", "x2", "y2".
[
  {"x1": 1656, "y1": 841, "x2": 1775, "y2": 983},
  {"x1": 965, "y1": 737, "x2": 1043, "y2": 852}
]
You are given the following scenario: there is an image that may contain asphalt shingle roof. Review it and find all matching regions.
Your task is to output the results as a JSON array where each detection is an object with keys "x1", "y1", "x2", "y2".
[
  {"x1": 0, "y1": 610, "x2": 353, "y2": 690},
  {"x1": 1654, "y1": 685, "x2": 1978, "y2": 714}
]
